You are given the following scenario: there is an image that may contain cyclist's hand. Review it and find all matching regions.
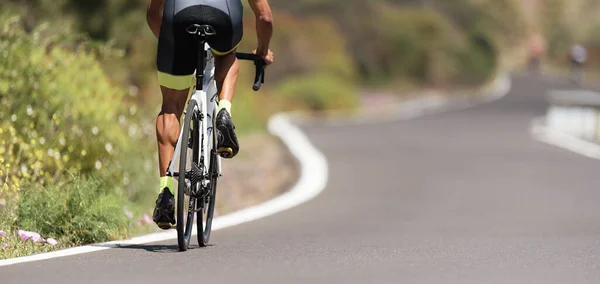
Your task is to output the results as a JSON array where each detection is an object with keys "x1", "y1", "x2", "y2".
[{"x1": 254, "y1": 49, "x2": 274, "y2": 66}]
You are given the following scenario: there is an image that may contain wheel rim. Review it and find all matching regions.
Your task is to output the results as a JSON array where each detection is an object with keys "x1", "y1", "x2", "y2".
[
  {"x1": 197, "y1": 154, "x2": 216, "y2": 246},
  {"x1": 202, "y1": 157, "x2": 216, "y2": 243},
  {"x1": 197, "y1": 115, "x2": 217, "y2": 247},
  {"x1": 177, "y1": 102, "x2": 200, "y2": 251}
]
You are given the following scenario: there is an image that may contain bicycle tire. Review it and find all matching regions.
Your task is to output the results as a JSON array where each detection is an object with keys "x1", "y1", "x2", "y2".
[
  {"x1": 177, "y1": 100, "x2": 200, "y2": 251},
  {"x1": 197, "y1": 109, "x2": 217, "y2": 247}
]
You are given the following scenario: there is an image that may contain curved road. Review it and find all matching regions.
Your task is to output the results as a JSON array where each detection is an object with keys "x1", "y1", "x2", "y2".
[{"x1": 3, "y1": 74, "x2": 600, "y2": 283}]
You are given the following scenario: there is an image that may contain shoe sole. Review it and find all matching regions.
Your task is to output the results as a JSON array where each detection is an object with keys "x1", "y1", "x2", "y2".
[
  {"x1": 217, "y1": 124, "x2": 238, "y2": 158},
  {"x1": 157, "y1": 222, "x2": 175, "y2": 230}
]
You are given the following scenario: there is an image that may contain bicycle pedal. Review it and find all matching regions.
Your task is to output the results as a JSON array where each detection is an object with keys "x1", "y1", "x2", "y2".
[
  {"x1": 157, "y1": 222, "x2": 175, "y2": 230},
  {"x1": 217, "y1": 147, "x2": 233, "y2": 158}
]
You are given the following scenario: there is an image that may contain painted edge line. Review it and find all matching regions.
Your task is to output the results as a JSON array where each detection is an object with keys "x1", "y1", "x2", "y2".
[
  {"x1": 0, "y1": 113, "x2": 328, "y2": 267},
  {"x1": 530, "y1": 117, "x2": 600, "y2": 160}
]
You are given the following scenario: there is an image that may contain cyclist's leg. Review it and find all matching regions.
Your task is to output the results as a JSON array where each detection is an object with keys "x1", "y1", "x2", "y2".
[
  {"x1": 152, "y1": 0, "x2": 197, "y2": 229},
  {"x1": 212, "y1": 51, "x2": 240, "y2": 158},
  {"x1": 153, "y1": 86, "x2": 191, "y2": 229},
  {"x1": 201, "y1": 0, "x2": 243, "y2": 158},
  {"x1": 198, "y1": 0, "x2": 243, "y2": 113},
  {"x1": 156, "y1": 86, "x2": 189, "y2": 179},
  {"x1": 214, "y1": 51, "x2": 240, "y2": 115}
]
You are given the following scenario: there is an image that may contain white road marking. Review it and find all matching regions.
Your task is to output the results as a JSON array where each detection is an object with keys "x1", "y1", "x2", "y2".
[{"x1": 531, "y1": 117, "x2": 600, "y2": 160}]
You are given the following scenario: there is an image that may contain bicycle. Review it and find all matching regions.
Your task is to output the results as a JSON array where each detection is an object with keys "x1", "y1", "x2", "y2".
[
  {"x1": 165, "y1": 24, "x2": 266, "y2": 251},
  {"x1": 569, "y1": 59, "x2": 584, "y2": 86}
]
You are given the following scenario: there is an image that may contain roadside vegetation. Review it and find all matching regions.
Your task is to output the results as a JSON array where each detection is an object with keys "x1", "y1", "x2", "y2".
[
  {"x1": 3, "y1": 0, "x2": 592, "y2": 259},
  {"x1": 0, "y1": 15, "x2": 158, "y2": 259}
]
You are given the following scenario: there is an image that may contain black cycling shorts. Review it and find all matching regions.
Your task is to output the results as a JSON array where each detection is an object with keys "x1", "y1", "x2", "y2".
[{"x1": 157, "y1": 0, "x2": 243, "y2": 90}]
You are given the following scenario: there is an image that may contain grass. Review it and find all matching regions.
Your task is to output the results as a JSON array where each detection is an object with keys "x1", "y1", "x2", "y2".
[
  {"x1": 0, "y1": 200, "x2": 67, "y2": 259},
  {"x1": 0, "y1": 173, "x2": 161, "y2": 260},
  {"x1": 0, "y1": 234, "x2": 69, "y2": 260}
]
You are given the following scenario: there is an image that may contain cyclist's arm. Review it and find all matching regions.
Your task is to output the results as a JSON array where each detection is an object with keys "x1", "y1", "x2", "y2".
[
  {"x1": 147, "y1": 0, "x2": 165, "y2": 38},
  {"x1": 247, "y1": 0, "x2": 273, "y2": 56}
]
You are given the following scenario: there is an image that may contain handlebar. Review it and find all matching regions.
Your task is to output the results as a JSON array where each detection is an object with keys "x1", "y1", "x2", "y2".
[{"x1": 235, "y1": 52, "x2": 266, "y2": 91}]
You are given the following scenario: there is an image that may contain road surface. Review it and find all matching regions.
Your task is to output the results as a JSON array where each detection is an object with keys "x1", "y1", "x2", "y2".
[{"x1": 3, "y1": 74, "x2": 600, "y2": 283}]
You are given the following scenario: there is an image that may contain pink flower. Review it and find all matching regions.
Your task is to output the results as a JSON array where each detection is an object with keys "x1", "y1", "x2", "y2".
[
  {"x1": 18, "y1": 230, "x2": 30, "y2": 241},
  {"x1": 0, "y1": 230, "x2": 5, "y2": 238},
  {"x1": 32, "y1": 233, "x2": 42, "y2": 243},
  {"x1": 17, "y1": 230, "x2": 42, "y2": 242},
  {"x1": 2, "y1": 243, "x2": 8, "y2": 249},
  {"x1": 46, "y1": 238, "x2": 58, "y2": 246},
  {"x1": 0, "y1": 200, "x2": 6, "y2": 207}
]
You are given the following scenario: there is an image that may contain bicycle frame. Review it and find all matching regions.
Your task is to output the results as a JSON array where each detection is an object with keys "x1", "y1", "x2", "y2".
[
  {"x1": 165, "y1": 25, "x2": 265, "y2": 186},
  {"x1": 160, "y1": 24, "x2": 264, "y2": 249},
  {"x1": 166, "y1": 42, "x2": 221, "y2": 182}
]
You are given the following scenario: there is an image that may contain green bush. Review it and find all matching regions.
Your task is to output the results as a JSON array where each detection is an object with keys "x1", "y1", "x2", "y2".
[
  {"x1": 0, "y1": 15, "x2": 156, "y2": 202},
  {"x1": 545, "y1": 24, "x2": 573, "y2": 59},
  {"x1": 453, "y1": 31, "x2": 497, "y2": 85},
  {"x1": 0, "y1": 15, "x2": 158, "y2": 254},
  {"x1": 0, "y1": 15, "x2": 116, "y2": 193},
  {"x1": 277, "y1": 73, "x2": 358, "y2": 112},
  {"x1": 472, "y1": 0, "x2": 527, "y2": 47},
  {"x1": 16, "y1": 174, "x2": 130, "y2": 244},
  {"x1": 373, "y1": 6, "x2": 488, "y2": 86}
]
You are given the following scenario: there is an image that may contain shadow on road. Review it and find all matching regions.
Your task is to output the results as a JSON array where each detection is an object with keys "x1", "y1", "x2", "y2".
[
  {"x1": 93, "y1": 243, "x2": 216, "y2": 253},
  {"x1": 113, "y1": 244, "x2": 180, "y2": 253}
]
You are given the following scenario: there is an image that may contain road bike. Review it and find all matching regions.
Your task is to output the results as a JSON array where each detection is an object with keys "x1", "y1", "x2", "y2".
[
  {"x1": 569, "y1": 59, "x2": 584, "y2": 86},
  {"x1": 165, "y1": 24, "x2": 266, "y2": 251}
]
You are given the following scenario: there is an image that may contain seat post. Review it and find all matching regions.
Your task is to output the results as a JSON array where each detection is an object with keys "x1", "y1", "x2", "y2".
[
  {"x1": 186, "y1": 24, "x2": 216, "y2": 91},
  {"x1": 196, "y1": 36, "x2": 206, "y2": 91}
]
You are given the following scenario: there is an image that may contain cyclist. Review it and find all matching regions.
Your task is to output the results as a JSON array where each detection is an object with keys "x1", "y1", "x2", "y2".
[
  {"x1": 527, "y1": 33, "x2": 545, "y2": 74},
  {"x1": 569, "y1": 43, "x2": 587, "y2": 84},
  {"x1": 146, "y1": 0, "x2": 274, "y2": 229}
]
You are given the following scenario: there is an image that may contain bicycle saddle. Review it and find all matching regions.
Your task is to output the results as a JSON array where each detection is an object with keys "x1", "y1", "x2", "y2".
[{"x1": 186, "y1": 24, "x2": 217, "y2": 36}]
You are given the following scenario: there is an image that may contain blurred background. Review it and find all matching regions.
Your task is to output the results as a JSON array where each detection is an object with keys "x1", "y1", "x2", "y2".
[{"x1": 1, "y1": 0, "x2": 599, "y2": 257}]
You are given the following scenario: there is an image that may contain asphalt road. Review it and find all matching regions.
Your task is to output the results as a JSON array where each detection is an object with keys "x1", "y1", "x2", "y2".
[{"x1": 3, "y1": 74, "x2": 600, "y2": 283}]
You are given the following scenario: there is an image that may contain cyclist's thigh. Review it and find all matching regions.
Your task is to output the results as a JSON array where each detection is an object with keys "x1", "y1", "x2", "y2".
[
  {"x1": 174, "y1": 0, "x2": 243, "y2": 56},
  {"x1": 156, "y1": 0, "x2": 197, "y2": 91}
]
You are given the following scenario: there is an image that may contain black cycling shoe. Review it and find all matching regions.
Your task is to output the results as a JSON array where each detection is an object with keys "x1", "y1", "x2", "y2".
[
  {"x1": 216, "y1": 108, "x2": 239, "y2": 159},
  {"x1": 152, "y1": 188, "x2": 176, "y2": 230}
]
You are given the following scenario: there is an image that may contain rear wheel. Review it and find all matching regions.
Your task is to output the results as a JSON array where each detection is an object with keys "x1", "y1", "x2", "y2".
[
  {"x1": 197, "y1": 111, "x2": 218, "y2": 247},
  {"x1": 177, "y1": 100, "x2": 201, "y2": 251}
]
